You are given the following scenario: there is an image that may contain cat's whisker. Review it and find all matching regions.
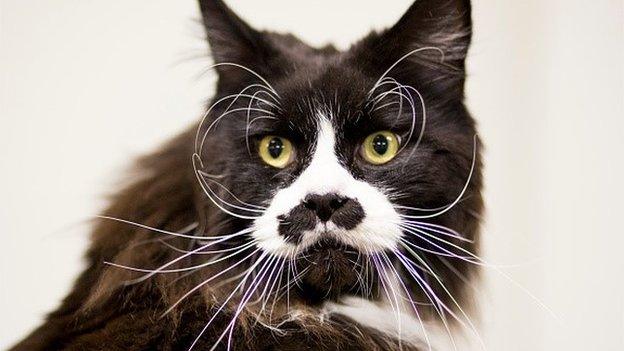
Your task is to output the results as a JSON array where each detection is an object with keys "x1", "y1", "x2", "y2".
[
  {"x1": 438, "y1": 257, "x2": 482, "y2": 295},
  {"x1": 247, "y1": 257, "x2": 286, "y2": 333},
  {"x1": 126, "y1": 221, "x2": 197, "y2": 249},
  {"x1": 367, "y1": 77, "x2": 426, "y2": 158},
  {"x1": 372, "y1": 100, "x2": 401, "y2": 112},
  {"x1": 369, "y1": 81, "x2": 407, "y2": 105},
  {"x1": 273, "y1": 264, "x2": 308, "y2": 305},
  {"x1": 96, "y1": 215, "x2": 231, "y2": 240},
  {"x1": 198, "y1": 172, "x2": 267, "y2": 211},
  {"x1": 207, "y1": 254, "x2": 279, "y2": 351},
  {"x1": 266, "y1": 256, "x2": 287, "y2": 303},
  {"x1": 166, "y1": 261, "x2": 218, "y2": 287},
  {"x1": 159, "y1": 239, "x2": 256, "y2": 256},
  {"x1": 380, "y1": 251, "x2": 435, "y2": 351},
  {"x1": 198, "y1": 172, "x2": 267, "y2": 210},
  {"x1": 195, "y1": 86, "x2": 279, "y2": 152},
  {"x1": 165, "y1": 249, "x2": 261, "y2": 316},
  {"x1": 267, "y1": 259, "x2": 289, "y2": 322},
  {"x1": 395, "y1": 203, "x2": 455, "y2": 212},
  {"x1": 105, "y1": 239, "x2": 256, "y2": 277},
  {"x1": 401, "y1": 135, "x2": 477, "y2": 219},
  {"x1": 377, "y1": 253, "x2": 405, "y2": 347},
  {"x1": 198, "y1": 106, "x2": 276, "y2": 156},
  {"x1": 368, "y1": 47, "x2": 445, "y2": 98},
  {"x1": 198, "y1": 86, "x2": 277, "y2": 148},
  {"x1": 118, "y1": 227, "x2": 254, "y2": 282},
  {"x1": 209, "y1": 62, "x2": 280, "y2": 98},
  {"x1": 398, "y1": 84, "x2": 426, "y2": 157},
  {"x1": 370, "y1": 253, "x2": 406, "y2": 349},
  {"x1": 185, "y1": 251, "x2": 271, "y2": 350},
  {"x1": 399, "y1": 225, "x2": 488, "y2": 267},
  {"x1": 128, "y1": 235, "x2": 177, "y2": 250},
  {"x1": 259, "y1": 257, "x2": 286, "y2": 320},
  {"x1": 397, "y1": 255, "x2": 467, "y2": 348},
  {"x1": 368, "y1": 77, "x2": 404, "y2": 106},
  {"x1": 227, "y1": 256, "x2": 283, "y2": 350},
  {"x1": 248, "y1": 255, "x2": 283, "y2": 308},
  {"x1": 396, "y1": 249, "x2": 456, "y2": 322},
  {"x1": 398, "y1": 243, "x2": 487, "y2": 351},
  {"x1": 193, "y1": 154, "x2": 263, "y2": 220},
  {"x1": 399, "y1": 221, "x2": 472, "y2": 243},
  {"x1": 245, "y1": 114, "x2": 279, "y2": 155},
  {"x1": 404, "y1": 224, "x2": 560, "y2": 321},
  {"x1": 197, "y1": 171, "x2": 228, "y2": 179},
  {"x1": 399, "y1": 237, "x2": 474, "y2": 261},
  {"x1": 245, "y1": 90, "x2": 268, "y2": 156},
  {"x1": 368, "y1": 77, "x2": 403, "y2": 107},
  {"x1": 392, "y1": 250, "x2": 459, "y2": 351}
]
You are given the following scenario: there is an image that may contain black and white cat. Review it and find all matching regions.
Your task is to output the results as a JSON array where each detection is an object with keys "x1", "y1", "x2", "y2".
[{"x1": 13, "y1": 1, "x2": 483, "y2": 350}]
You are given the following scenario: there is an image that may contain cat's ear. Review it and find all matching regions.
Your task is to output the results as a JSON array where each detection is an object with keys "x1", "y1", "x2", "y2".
[
  {"x1": 198, "y1": 0, "x2": 275, "y2": 79},
  {"x1": 357, "y1": 0, "x2": 472, "y2": 92}
]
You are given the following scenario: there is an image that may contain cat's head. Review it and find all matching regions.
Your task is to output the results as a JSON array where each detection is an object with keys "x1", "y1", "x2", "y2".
[{"x1": 195, "y1": 0, "x2": 481, "y2": 311}]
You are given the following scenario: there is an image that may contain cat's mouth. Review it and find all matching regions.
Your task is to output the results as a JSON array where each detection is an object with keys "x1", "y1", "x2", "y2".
[{"x1": 294, "y1": 238, "x2": 363, "y2": 303}]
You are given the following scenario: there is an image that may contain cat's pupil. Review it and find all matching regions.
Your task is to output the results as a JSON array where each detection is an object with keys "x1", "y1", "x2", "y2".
[
  {"x1": 372, "y1": 134, "x2": 388, "y2": 155},
  {"x1": 268, "y1": 137, "x2": 283, "y2": 158}
]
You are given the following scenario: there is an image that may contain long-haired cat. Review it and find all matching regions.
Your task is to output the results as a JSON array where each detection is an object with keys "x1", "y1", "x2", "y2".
[{"x1": 12, "y1": 0, "x2": 482, "y2": 350}]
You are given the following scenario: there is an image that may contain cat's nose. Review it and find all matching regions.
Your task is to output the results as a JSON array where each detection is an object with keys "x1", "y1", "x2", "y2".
[{"x1": 302, "y1": 193, "x2": 350, "y2": 222}]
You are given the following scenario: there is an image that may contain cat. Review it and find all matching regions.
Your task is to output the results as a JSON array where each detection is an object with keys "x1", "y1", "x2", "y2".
[{"x1": 11, "y1": 0, "x2": 482, "y2": 350}]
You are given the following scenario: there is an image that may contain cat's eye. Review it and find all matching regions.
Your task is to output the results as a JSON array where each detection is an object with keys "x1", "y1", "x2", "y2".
[
  {"x1": 259, "y1": 136, "x2": 294, "y2": 168},
  {"x1": 360, "y1": 131, "x2": 399, "y2": 165}
]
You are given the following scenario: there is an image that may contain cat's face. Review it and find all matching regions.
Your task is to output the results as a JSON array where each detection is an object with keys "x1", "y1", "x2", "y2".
[{"x1": 196, "y1": 0, "x2": 481, "y2": 306}]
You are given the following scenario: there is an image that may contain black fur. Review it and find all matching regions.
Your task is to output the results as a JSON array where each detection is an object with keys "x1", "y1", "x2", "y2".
[{"x1": 12, "y1": 1, "x2": 482, "y2": 350}]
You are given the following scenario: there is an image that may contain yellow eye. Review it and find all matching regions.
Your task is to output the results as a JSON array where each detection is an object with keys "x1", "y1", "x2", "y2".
[
  {"x1": 361, "y1": 131, "x2": 399, "y2": 165},
  {"x1": 259, "y1": 136, "x2": 294, "y2": 168}
]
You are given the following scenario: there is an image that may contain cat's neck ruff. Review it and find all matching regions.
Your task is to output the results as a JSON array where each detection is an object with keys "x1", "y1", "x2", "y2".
[{"x1": 324, "y1": 296, "x2": 477, "y2": 351}]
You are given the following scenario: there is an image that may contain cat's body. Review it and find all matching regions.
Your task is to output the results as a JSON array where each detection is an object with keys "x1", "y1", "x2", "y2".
[{"x1": 12, "y1": 1, "x2": 482, "y2": 350}]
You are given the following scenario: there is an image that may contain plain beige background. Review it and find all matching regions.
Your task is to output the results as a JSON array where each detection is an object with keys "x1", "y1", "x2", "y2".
[{"x1": 1, "y1": 0, "x2": 623, "y2": 350}]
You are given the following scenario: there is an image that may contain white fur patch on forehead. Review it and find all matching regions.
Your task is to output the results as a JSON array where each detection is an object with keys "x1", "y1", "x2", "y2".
[{"x1": 252, "y1": 113, "x2": 402, "y2": 257}]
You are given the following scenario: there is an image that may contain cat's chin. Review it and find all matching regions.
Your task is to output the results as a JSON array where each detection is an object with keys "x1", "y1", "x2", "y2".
[{"x1": 293, "y1": 238, "x2": 363, "y2": 303}]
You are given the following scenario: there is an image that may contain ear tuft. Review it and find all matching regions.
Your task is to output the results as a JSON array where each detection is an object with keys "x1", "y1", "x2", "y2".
[
  {"x1": 388, "y1": 0, "x2": 472, "y2": 67},
  {"x1": 198, "y1": 0, "x2": 274, "y2": 77},
  {"x1": 353, "y1": 0, "x2": 473, "y2": 90}
]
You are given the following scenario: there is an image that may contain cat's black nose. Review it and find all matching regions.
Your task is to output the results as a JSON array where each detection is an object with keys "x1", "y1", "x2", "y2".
[
  {"x1": 278, "y1": 193, "x2": 366, "y2": 244},
  {"x1": 303, "y1": 193, "x2": 352, "y2": 223}
]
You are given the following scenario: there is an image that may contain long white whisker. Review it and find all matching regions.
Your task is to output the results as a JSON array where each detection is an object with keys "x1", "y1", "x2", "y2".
[
  {"x1": 186, "y1": 251, "x2": 270, "y2": 350},
  {"x1": 400, "y1": 236, "x2": 474, "y2": 261},
  {"x1": 392, "y1": 250, "x2": 457, "y2": 351},
  {"x1": 96, "y1": 215, "x2": 232, "y2": 240},
  {"x1": 368, "y1": 47, "x2": 445, "y2": 98},
  {"x1": 401, "y1": 221, "x2": 472, "y2": 242},
  {"x1": 197, "y1": 173, "x2": 266, "y2": 214},
  {"x1": 399, "y1": 242, "x2": 487, "y2": 351},
  {"x1": 245, "y1": 115, "x2": 279, "y2": 155},
  {"x1": 198, "y1": 173, "x2": 267, "y2": 210},
  {"x1": 194, "y1": 86, "x2": 279, "y2": 152},
  {"x1": 381, "y1": 251, "x2": 434, "y2": 351},
  {"x1": 207, "y1": 254, "x2": 279, "y2": 351},
  {"x1": 401, "y1": 135, "x2": 477, "y2": 219},
  {"x1": 193, "y1": 155, "x2": 261, "y2": 220},
  {"x1": 199, "y1": 107, "x2": 275, "y2": 156},
  {"x1": 105, "y1": 239, "x2": 256, "y2": 277},
  {"x1": 162, "y1": 248, "x2": 262, "y2": 317},
  {"x1": 209, "y1": 62, "x2": 280, "y2": 97}
]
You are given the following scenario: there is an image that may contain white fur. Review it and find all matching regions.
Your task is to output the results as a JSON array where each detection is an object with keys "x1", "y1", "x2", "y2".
[
  {"x1": 252, "y1": 115, "x2": 402, "y2": 257},
  {"x1": 324, "y1": 296, "x2": 476, "y2": 351}
]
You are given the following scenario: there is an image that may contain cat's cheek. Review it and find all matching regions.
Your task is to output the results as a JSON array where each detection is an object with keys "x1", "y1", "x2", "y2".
[{"x1": 252, "y1": 214, "x2": 291, "y2": 256}]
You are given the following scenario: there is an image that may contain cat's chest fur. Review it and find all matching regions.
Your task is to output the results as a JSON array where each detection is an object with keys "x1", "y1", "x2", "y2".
[{"x1": 323, "y1": 297, "x2": 474, "y2": 351}]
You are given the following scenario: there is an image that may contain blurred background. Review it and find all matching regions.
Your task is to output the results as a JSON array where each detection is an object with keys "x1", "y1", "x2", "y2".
[{"x1": 1, "y1": 0, "x2": 622, "y2": 350}]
